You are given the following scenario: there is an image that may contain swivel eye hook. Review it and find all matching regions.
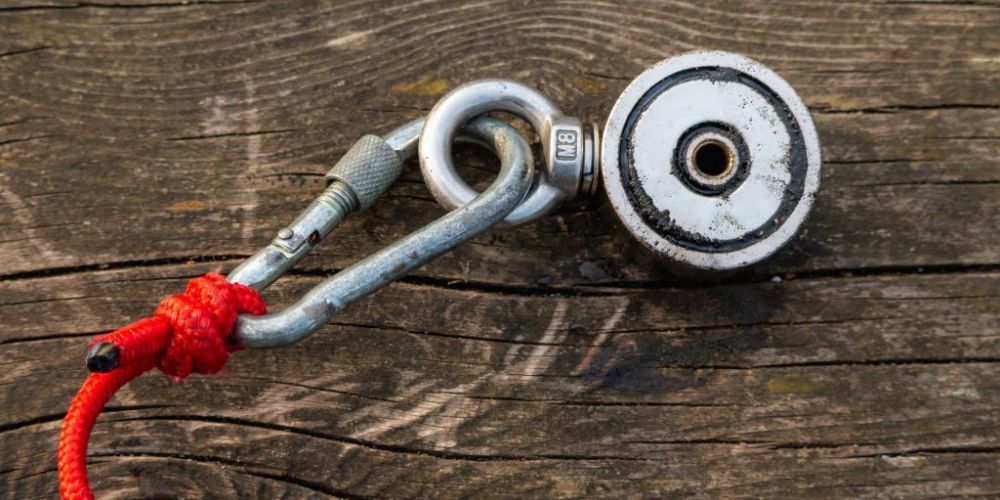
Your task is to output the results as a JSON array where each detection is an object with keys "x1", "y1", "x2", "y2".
[
  {"x1": 420, "y1": 79, "x2": 599, "y2": 226},
  {"x1": 226, "y1": 116, "x2": 534, "y2": 348}
]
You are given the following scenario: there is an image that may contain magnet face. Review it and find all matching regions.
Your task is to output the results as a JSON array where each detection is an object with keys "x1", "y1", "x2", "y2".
[{"x1": 601, "y1": 51, "x2": 821, "y2": 273}]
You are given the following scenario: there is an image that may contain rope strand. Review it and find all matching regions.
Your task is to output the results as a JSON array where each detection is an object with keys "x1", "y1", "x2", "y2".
[{"x1": 57, "y1": 273, "x2": 265, "y2": 499}]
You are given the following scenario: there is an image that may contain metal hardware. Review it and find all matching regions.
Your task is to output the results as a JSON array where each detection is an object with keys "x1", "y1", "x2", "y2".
[
  {"x1": 419, "y1": 51, "x2": 821, "y2": 275},
  {"x1": 224, "y1": 50, "x2": 820, "y2": 347},
  {"x1": 228, "y1": 121, "x2": 416, "y2": 291},
  {"x1": 419, "y1": 79, "x2": 598, "y2": 226},
  {"x1": 228, "y1": 116, "x2": 534, "y2": 348},
  {"x1": 601, "y1": 51, "x2": 822, "y2": 273}
]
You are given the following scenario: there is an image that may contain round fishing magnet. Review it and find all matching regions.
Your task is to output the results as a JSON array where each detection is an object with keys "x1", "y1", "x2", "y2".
[{"x1": 601, "y1": 51, "x2": 822, "y2": 274}]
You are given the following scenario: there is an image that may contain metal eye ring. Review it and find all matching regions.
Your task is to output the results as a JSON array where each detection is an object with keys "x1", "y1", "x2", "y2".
[{"x1": 419, "y1": 79, "x2": 592, "y2": 226}]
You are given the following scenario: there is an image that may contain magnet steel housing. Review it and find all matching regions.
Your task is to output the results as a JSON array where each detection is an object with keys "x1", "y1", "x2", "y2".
[{"x1": 601, "y1": 51, "x2": 821, "y2": 274}]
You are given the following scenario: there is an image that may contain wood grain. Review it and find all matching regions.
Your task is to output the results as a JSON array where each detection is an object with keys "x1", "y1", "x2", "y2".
[{"x1": 1, "y1": 0, "x2": 998, "y2": 498}]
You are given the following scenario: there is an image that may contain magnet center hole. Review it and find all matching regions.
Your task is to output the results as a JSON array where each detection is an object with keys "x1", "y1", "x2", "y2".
[{"x1": 693, "y1": 141, "x2": 733, "y2": 178}]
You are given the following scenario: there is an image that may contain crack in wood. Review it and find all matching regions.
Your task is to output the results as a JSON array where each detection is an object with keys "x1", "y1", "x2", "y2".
[
  {"x1": 660, "y1": 358, "x2": 1000, "y2": 370},
  {"x1": 242, "y1": 470, "x2": 371, "y2": 500},
  {"x1": 0, "y1": 405, "x2": 173, "y2": 434},
  {"x1": 813, "y1": 103, "x2": 1000, "y2": 114},
  {"x1": 111, "y1": 414, "x2": 658, "y2": 463},
  {"x1": 0, "y1": 330, "x2": 105, "y2": 346},
  {"x1": 0, "y1": 46, "x2": 50, "y2": 60},
  {"x1": 0, "y1": 135, "x2": 51, "y2": 147},
  {"x1": 0, "y1": 0, "x2": 259, "y2": 13},
  {"x1": 166, "y1": 128, "x2": 302, "y2": 142},
  {"x1": 849, "y1": 446, "x2": 1000, "y2": 458}
]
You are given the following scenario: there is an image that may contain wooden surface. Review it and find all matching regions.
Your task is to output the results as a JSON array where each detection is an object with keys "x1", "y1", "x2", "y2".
[{"x1": 1, "y1": 1, "x2": 998, "y2": 498}]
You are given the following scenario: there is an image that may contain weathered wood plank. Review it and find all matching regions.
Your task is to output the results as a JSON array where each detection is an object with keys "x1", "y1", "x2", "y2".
[
  {"x1": 0, "y1": 0, "x2": 998, "y2": 497},
  {"x1": 1, "y1": 263, "x2": 998, "y2": 496}
]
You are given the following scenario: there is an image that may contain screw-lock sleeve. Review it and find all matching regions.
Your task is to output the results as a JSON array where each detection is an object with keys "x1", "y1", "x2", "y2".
[{"x1": 325, "y1": 134, "x2": 403, "y2": 211}]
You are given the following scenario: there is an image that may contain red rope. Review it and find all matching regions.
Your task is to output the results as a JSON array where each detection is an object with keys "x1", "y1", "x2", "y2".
[{"x1": 57, "y1": 273, "x2": 266, "y2": 500}]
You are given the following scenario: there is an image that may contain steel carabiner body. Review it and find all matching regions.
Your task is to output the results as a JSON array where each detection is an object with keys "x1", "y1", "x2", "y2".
[{"x1": 225, "y1": 116, "x2": 534, "y2": 348}]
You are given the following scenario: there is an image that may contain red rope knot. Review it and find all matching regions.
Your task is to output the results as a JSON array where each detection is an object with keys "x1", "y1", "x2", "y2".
[
  {"x1": 58, "y1": 273, "x2": 266, "y2": 500},
  {"x1": 95, "y1": 273, "x2": 266, "y2": 379}
]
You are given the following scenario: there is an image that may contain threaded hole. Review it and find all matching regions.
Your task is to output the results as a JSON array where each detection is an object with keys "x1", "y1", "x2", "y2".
[{"x1": 693, "y1": 141, "x2": 732, "y2": 178}]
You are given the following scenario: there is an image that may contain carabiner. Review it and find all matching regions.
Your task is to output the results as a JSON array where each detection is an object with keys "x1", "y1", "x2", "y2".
[
  {"x1": 226, "y1": 116, "x2": 534, "y2": 348},
  {"x1": 226, "y1": 118, "x2": 422, "y2": 292}
]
